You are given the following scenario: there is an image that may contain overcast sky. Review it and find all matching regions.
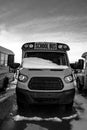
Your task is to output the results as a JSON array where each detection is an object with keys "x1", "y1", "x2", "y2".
[{"x1": 0, "y1": 0, "x2": 87, "y2": 63}]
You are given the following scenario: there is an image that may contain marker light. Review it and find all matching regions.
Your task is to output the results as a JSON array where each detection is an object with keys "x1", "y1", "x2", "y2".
[
  {"x1": 29, "y1": 44, "x2": 34, "y2": 48},
  {"x1": 58, "y1": 45, "x2": 63, "y2": 49},
  {"x1": 18, "y1": 74, "x2": 28, "y2": 82},
  {"x1": 57, "y1": 44, "x2": 70, "y2": 51},
  {"x1": 63, "y1": 45, "x2": 68, "y2": 49},
  {"x1": 24, "y1": 44, "x2": 28, "y2": 48},
  {"x1": 64, "y1": 75, "x2": 73, "y2": 83}
]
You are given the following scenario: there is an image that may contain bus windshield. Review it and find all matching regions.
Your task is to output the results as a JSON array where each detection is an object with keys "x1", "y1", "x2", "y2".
[{"x1": 22, "y1": 52, "x2": 69, "y2": 69}]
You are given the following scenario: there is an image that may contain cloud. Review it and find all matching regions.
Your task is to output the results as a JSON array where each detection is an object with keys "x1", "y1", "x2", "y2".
[
  {"x1": 8, "y1": 15, "x2": 87, "y2": 37},
  {"x1": 0, "y1": 28, "x2": 22, "y2": 62}
]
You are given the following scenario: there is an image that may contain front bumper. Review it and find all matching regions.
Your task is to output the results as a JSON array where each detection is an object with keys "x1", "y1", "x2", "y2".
[{"x1": 16, "y1": 87, "x2": 75, "y2": 105}]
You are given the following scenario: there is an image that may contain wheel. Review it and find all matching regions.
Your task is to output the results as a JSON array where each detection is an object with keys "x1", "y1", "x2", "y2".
[{"x1": 77, "y1": 78, "x2": 83, "y2": 92}]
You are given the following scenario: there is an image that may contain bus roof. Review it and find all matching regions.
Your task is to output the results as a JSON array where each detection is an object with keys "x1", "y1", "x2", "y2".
[
  {"x1": 22, "y1": 42, "x2": 70, "y2": 51},
  {"x1": 0, "y1": 46, "x2": 14, "y2": 55}
]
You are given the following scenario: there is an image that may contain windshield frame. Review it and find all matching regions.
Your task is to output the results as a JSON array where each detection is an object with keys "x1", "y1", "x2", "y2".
[{"x1": 22, "y1": 51, "x2": 69, "y2": 69}]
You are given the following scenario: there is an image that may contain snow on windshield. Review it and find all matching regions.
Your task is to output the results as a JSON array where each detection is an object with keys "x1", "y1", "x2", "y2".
[{"x1": 22, "y1": 57, "x2": 68, "y2": 69}]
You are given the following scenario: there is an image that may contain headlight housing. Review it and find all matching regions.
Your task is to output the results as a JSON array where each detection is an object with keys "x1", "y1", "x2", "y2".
[
  {"x1": 18, "y1": 74, "x2": 28, "y2": 82},
  {"x1": 64, "y1": 75, "x2": 73, "y2": 83}
]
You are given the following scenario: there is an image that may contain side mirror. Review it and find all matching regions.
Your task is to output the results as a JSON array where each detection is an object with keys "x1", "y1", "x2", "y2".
[
  {"x1": 9, "y1": 63, "x2": 20, "y2": 69},
  {"x1": 70, "y1": 59, "x2": 84, "y2": 70},
  {"x1": 78, "y1": 59, "x2": 84, "y2": 69},
  {"x1": 70, "y1": 63, "x2": 78, "y2": 70}
]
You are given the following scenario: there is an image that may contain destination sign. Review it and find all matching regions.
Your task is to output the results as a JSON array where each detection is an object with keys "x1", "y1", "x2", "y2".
[
  {"x1": 35, "y1": 42, "x2": 57, "y2": 50},
  {"x1": 35, "y1": 43, "x2": 48, "y2": 50},
  {"x1": 49, "y1": 43, "x2": 57, "y2": 50}
]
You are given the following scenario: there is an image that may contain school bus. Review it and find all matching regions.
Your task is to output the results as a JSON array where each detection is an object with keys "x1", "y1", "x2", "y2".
[
  {"x1": 16, "y1": 42, "x2": 76, "y2": 109},
  {"x1": 0, "y1": 46, "x2": 15, "y2": 92},
  {"x1": 71, "y1": 52, "x2": 87, "y2": 92}
]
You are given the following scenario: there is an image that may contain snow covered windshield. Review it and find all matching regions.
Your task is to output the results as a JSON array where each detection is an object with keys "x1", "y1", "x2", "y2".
[{"x1": 22, "y1": 52, "x2": 68, "y2": 69}]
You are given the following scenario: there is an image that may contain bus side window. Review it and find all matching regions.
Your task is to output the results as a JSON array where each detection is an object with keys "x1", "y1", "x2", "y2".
[
  {"x1": 4, "y1": 54, "x2": 8, "y2": 66},
  {"x1": 0, "y1": 53, "x2": 5, "y2": 66},
  {"x1": 0, "y1": 53, "x2": 8, "y2": 67},
  {"x1": 24, "y1": 53, "x2": 28, "y2": 58},
  {"x1": 8, "y1": 55, "x2": 14, "y2": 73},
  {"x1": 8, "y1": 55, "x2": 14, "y2": 66}
]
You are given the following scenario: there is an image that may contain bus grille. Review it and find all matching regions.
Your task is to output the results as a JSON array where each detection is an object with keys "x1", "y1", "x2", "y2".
[{"x1": 28, "y1": 77, "x2": 64, "y2": 90}]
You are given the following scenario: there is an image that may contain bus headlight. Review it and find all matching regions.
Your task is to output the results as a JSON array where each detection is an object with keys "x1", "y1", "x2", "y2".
[
  {"x1": 64, "y1": 75, "x2": 73, "y2": 83},
  {"x1": 18, "y1": 74, "x2": 28, "y2": 82}
]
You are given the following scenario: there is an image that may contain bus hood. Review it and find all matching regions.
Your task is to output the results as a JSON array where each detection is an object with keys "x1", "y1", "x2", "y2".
[{"x1": 22, "y1": 58, "x2": 68, "y2": 70}]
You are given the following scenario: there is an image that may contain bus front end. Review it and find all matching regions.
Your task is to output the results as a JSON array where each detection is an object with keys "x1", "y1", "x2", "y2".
[{"x1": 16, "y1": 42, "x2": 76, "y2": 109}]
